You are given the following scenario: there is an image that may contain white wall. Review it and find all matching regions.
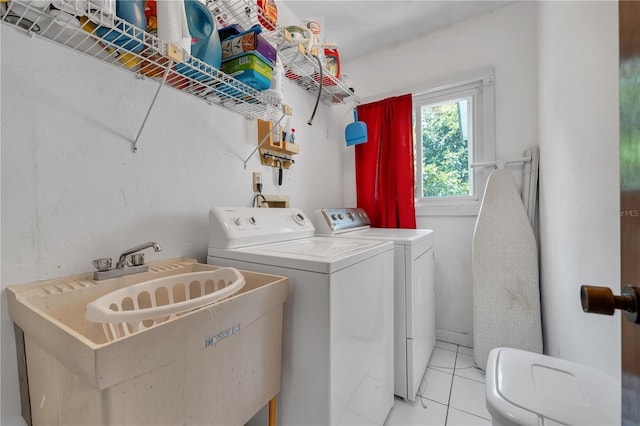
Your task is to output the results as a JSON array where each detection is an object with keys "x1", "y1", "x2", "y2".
[
  {"x1": 0, "y1": 23, "x2": 344, "y2": 423},
  {"x1": 538, "y1": 0, "x2": 621, "y2": 382},
  {"x1": 1, "y1": 1, "x2": 623, "y2": 422},
  {"x1": 341, "y1": 1, "x2": 539, "y2": 346}
]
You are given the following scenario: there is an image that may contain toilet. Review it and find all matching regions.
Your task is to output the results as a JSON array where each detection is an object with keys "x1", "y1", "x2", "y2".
[{"x1": 485, "y1": 347, "x2": 619, "y2": 426}]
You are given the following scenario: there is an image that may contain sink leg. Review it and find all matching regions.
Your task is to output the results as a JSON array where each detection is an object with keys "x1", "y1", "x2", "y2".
[{"x1": 269, "y1": 396, "x2": 276, "y2": 426}]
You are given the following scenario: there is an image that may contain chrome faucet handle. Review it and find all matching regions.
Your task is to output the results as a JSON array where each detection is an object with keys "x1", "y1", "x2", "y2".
[
  {"x1": 92, "y1": 257, "x2": 112, "y2": 272},
  {"x1": 92, "y1": 242, "x2": 161, "y2": 281},
  {"x1": 116, "y1": 241, "x2": 162, "y2": 269},
  {"x1": 130, "y1": 253, "x2": 145, "y2": 266}
]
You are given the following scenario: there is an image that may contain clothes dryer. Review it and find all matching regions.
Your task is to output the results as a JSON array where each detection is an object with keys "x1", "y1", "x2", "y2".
[
  {"x1": 207, "y1": 207, "x2": 394, "y2": 425},
  {"x1": 314, "y1": 208, "x2": 435, "y2": 401}
]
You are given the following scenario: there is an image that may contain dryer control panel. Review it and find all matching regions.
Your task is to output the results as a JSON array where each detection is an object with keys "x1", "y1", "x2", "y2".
[{"x1": 314, "y1": 208, "x2": 371, "y2": 234}]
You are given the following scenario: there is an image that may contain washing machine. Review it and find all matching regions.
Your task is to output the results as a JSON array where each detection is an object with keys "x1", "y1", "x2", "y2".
[
  {"x1": 207, "y1": 207, "x2": 394, "y2": 426},
  {"x1": 314, "y1": 208, "x2": 435, "y2": 402}
]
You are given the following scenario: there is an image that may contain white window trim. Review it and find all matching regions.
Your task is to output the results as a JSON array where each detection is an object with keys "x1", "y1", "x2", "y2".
[{"x1": 413, "y1": 70, "x2": 495, "y2": 217}]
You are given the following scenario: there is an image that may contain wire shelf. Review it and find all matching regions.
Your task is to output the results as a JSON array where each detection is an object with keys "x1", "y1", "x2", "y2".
[
  {"x1": 2, "y1": 0, "x2": 355, "y2": 128},
  {"x1": 1, "y1": 0, "x2": 283, "y2": 120},
  {"x1": 209, "y1": 0, "x2": 356, "y2": 105}
]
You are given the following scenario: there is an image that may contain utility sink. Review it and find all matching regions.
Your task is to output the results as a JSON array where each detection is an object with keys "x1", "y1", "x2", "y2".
[{"x1": 7, "y1": 257, "x2": 288, "y2": 426}]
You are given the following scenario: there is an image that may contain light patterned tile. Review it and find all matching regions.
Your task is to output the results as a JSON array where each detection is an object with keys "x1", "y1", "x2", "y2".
[
  {"x1": 446, "y1": 407, "x2": 491, "y2": 425},
  {"x1": 457, "y1": 345, "x2": 474, "y2": 357},
  {"x1": 428, "y1": 347, "x2": 457, "y2": 373},
  {"x1": 454, "y1": 353, "x2": 486, "y2": 383},
  {"x1": 417, "y1": 367, "x2": 453, "y2": 405},
  {"x1": 454, "y1": 366, "x2": 486, "y2": 384},
  {"x1": 435, "y1": 340, "x2": 458, "y2": 353},
  {"x1": 454, "y1": 352, "x2": 476, "y2": 369},
  {"x1": 384, "y1": 397, "x2": 448, "y2": 426},
  {"x1": 449, "y1": 376, "x2": 491, "y2": 420}
]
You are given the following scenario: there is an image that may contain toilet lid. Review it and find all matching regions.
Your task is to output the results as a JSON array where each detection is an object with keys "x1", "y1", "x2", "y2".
[{"x1": 492, "y1": 348, "x2": 618, "y2": 425}]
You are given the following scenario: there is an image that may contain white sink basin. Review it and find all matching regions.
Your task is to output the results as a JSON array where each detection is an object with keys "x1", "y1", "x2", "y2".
[{"x1": 7, "y1": 257, "x2": 288, "y2": 426}]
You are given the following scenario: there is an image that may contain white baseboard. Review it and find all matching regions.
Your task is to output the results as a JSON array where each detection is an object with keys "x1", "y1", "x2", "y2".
[{"x1": 436, "y1": 328, "x2": 473, "y2": 348}]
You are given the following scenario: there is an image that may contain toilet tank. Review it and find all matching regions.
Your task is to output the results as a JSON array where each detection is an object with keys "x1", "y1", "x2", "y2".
[{"x1": 485, "y1": 347, "x2": 619, "y2": 426}]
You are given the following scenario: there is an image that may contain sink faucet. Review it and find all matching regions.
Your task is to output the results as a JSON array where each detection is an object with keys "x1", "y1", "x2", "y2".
[
  {"x1": 92, "y1": 241, "x2": 162, "y2": 280},
  {"x1": 116, "y1": 241, "x2": 162, "y2": 269}
]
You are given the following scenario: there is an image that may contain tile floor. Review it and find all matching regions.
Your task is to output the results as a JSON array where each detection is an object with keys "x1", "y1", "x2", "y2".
[{"x1": 385, "y1": 341, "x2": 491, "y2": 426}]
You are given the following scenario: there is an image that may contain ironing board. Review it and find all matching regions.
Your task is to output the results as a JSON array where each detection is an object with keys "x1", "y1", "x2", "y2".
[{"x1": 473, "y1": 169, "x2": 542, "y2": 370}]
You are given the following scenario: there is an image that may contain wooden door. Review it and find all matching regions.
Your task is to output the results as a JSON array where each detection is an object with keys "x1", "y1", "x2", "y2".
[{"x1": 619, "y1": 1, "x2": 640, "y2": 423}]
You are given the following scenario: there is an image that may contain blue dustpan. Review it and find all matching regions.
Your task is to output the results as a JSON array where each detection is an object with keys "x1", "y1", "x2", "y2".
[{"x1": 345, "y1": 108, "x2": 367, "y2": 146}]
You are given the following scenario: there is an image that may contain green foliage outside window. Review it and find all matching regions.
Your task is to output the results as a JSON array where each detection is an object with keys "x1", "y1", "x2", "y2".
[{"x1": 421, "y1": 101, "x2": 470, "y2": 197}]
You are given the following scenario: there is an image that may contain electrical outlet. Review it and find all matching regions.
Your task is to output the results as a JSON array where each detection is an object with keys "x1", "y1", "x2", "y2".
[{"x1": 253, "y1": 172, "x2": 262, "y2": 192}]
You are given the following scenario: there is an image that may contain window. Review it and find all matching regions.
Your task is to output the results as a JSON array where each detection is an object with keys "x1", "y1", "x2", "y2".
[
  {"x1": 413, "y1": 72, "x2": 495, "y2": 215},
  {"x1": 418, "y1": 97, "x2": 473, "y2": 197}
]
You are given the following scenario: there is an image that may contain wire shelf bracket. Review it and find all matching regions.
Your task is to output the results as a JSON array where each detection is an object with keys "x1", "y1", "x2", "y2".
[{"x1": 1, "y1": 0, "x2": 283, "y2": 150}]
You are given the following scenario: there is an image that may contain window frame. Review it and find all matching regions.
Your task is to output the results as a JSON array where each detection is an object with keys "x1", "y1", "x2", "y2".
[{"x1": 413, "y1": 72, "x2": 495, "y2": 216}]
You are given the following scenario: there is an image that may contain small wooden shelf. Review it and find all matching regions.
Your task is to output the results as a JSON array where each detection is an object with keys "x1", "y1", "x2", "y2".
[{"x1": 257, "y1": 119, "x2": 299, "y2": 169}]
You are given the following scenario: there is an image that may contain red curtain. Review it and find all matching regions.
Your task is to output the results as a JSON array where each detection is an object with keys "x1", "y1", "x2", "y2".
[{"x1": 355, "y1": 94, "x2": 416, "y2": 229}]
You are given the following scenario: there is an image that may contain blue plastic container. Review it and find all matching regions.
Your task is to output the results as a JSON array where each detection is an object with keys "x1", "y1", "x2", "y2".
[
  {"x1": 185, "y1": 0, "x2": 221, "y2": 69},
  {"x1": 95, "y1": 0, "x2": 146, "y2": 53},
  {"x1": 175, "y1": 0, "x2": 222, "y2": 82}
]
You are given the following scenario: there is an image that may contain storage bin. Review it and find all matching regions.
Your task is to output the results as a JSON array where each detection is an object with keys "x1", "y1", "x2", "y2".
[
  {"x1": 219, "y1": 24, "x2": 276, "y2": 66},
  {"x1": 221, "y1": 51, "x2": 273, "y2": 91},
  {"x1": 7, "y1": 258, "x2": 288, "y2": 426}
]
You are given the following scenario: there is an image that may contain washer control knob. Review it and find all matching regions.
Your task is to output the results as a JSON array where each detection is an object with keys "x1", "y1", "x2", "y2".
[
  {"x1": 347, "y1": 212, "x2": 354, "y2": 220},
  {"x1": 293, "y1": 212, "x2": 306, "y2": 226},
  {"x1": 249, "y1": 216, "x2": 256, "y2": 225},
  {"x1": 331, "y1": 214, "x2": 338, "y2": 220},
  {"x1": 233, "y1": 217, "x2": 242, "y2": 226},
  {"x1": 338, "y1": 214, "x2": 344, "y2": 220}
]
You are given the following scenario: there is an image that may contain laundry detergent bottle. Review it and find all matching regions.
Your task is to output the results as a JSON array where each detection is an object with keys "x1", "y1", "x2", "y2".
[
  {"x1": 184, "y1": 0, "x2": 221, "y2": 70},
  {"x1": 116, "y1": 0, "x2": 146, "y2": 37},
  {"x1": 93, "y1": 0, "x2": 146, "y2": 67}
]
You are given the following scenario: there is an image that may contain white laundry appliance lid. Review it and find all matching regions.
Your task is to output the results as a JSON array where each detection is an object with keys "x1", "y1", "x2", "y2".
[
  {"x1": 208, "y1": 236, "x2": 393, "y2": 274},
  {"x1": 487, "y1": 348, "x2": 619, "y2": 426},
  {"x1": 313, "y1": 208, "x2": 433, "y2": 246},
  {"x1": 342, "y1": 227, "x2": 434, "y2": 246}
]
